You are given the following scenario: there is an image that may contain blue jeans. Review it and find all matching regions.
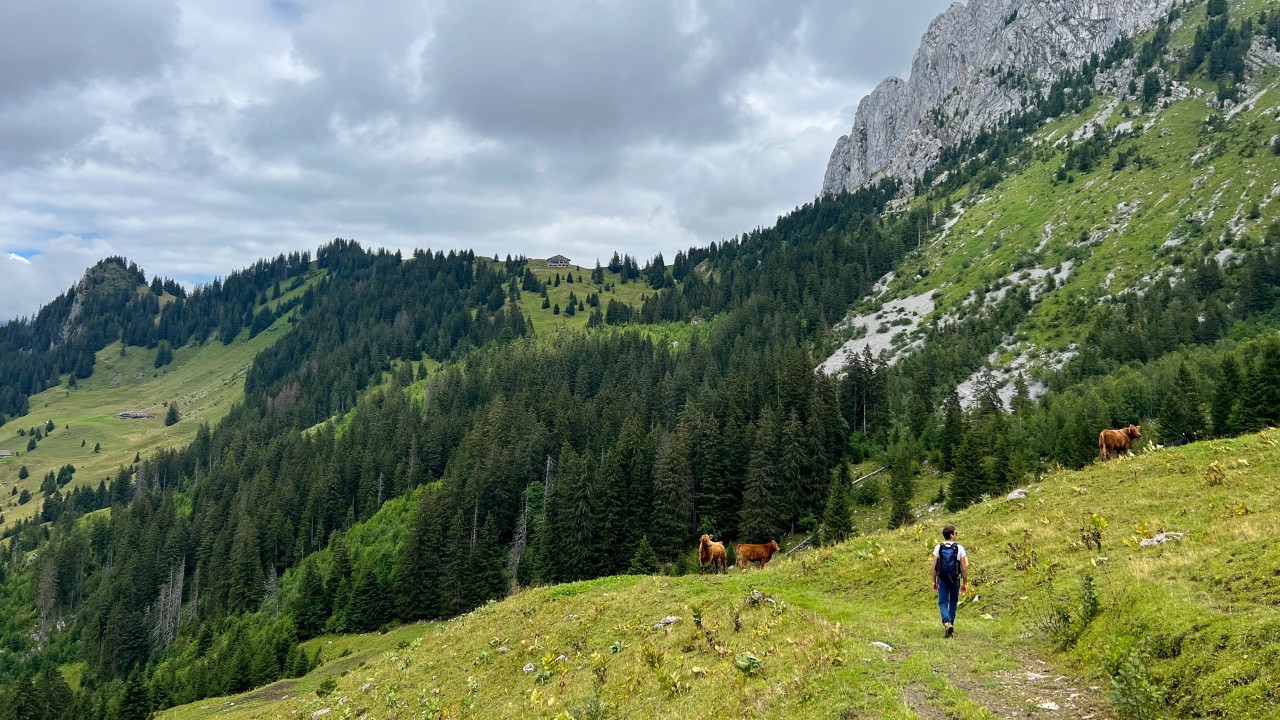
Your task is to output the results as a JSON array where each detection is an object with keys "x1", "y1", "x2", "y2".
[{"x1": 937, "y1": 575, "x2": 959, "y2": 625}]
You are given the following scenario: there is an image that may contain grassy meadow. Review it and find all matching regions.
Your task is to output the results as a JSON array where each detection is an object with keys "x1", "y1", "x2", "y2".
[
  {"x1": 160, "y1": 430, "x2": 1280, "y2": 719},
  {"x1": 0, "y1": 283, "x2": 314, "y2": 528}
]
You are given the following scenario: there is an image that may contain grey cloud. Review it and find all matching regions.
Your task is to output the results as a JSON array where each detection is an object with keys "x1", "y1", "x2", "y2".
[
  {"x1": 800, "y1": 0, "x2": 956, "y2": 84},
  {"x1": 0, "y1": 0, "x2": 955, "y2": 321},
  {"x1": 427, "y1": 0, "x2": 801, "y2": 146},
  {"x1": 0, "y1": 0, "x2": 178, "y2": 100}
]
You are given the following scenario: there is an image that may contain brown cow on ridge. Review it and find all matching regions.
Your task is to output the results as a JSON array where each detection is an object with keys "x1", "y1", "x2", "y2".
[
  {"x1": 1099, "y1": 424, "x2": 1141, "y2": 461},
  {"x1": 699, "y1": 534, "x2": 727, "y2": 574},
  {"x1": 735, "y1": 540, "x2": 780, "y2": 570}
]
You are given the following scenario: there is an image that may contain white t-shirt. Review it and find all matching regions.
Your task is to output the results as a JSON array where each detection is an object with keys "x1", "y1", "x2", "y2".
[{"x1": 932, "y1": 541, "x2": 967, "y2": 559}]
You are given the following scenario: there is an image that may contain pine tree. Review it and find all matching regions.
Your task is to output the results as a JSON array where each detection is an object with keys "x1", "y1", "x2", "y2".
[
  {"x1": 821, "y1": 465, "x2": 854, "y2": 545},
  {"x1": 939, "y1": 391, "x2": 963, "y2": 471},
  {"x1": 627, "y1": 536, "x2": 660, "y2": 574},
  {"x1": 290, "y1": 557, "x2": 330, "y2": 638},
  {"x1": 324, "y1": 534, "x2": 354, "y2": 632},
  {"x1": 345, "y1": 564, "x2": 388, "y2": 633},
  {"x1": 947, "y1": 427, "x2": 986, "y2": 511},
  {"x1": 394, "y1": 489, "x2": 442, "y2": 620},
  {"x1": 165, "y1": 403, "x2": 181, "y2": 426},
  {"x1": 739, "y1": 408, "x2": 784, "y2": 542},
  {"x1": 887, "y1": 442, "x2": 916, "y2": 528},
  {"x1": 464, "y1": 514, "x2": 506, "y2": 609},
  {"x1": 119, "y1": 669, "x2": 150, "y2": 720},
  {"x1": 649, "y1": 431, "x2": 693, "y2": 559},
  {"x1": 1212, "y1": 352, "x2": 1242, "y2": 437},
  {"x1": 227, "y1": 516, "x2": 265, "y2": 615}
]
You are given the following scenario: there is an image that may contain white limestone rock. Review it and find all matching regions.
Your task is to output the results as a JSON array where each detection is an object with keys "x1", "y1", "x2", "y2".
[{"x1": 823, "y1": 0, "x2": 1178, "y2": 196}]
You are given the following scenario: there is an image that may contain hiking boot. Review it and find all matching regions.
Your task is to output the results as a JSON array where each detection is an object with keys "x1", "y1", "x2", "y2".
[{"x1": 944, "y1": 623, "x2": 954, "y2": 638}]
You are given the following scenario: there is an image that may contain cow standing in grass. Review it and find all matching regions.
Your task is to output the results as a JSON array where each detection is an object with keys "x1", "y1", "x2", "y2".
[
  {"x1": 735, "y1": 540, "x2": 779, "y2": 569},
  {"x1": 1099, "y1": 424, "x2": 1141, "y2": 461},
  {"x1": 699, "y1": 534, "x2": 727, "y2": 574}
]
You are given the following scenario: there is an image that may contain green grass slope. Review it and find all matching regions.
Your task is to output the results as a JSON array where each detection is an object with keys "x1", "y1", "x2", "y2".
[
  {"x1": 0, "y1": 279, "x2": 315, "y2": 528},
  {"x1": 161, "y1": 430, "x2": 1280, "y2": 719},
  {"x1": 517, "y1": 260, "x2": 654, "y2": 337}
]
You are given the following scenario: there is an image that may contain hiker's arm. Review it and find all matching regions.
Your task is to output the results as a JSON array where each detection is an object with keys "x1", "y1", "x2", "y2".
[{"x1": 960, "y1": 556, "x2": 969, "y2": 592}]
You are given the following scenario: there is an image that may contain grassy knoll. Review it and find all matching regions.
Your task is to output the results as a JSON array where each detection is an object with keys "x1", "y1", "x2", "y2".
[
  {"x1": 0, "y1": 283, "x2": 315, "y2": 527},
  {"x1": 517, "y1": 260, "x2": 655, "y2": 337},
  {"x1": 161, "y1": 430, "x2": 1280, "y2": 719}
]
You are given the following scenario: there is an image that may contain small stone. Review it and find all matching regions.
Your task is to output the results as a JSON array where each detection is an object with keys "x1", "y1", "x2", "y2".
[
  {"x1": 497, "y1": 645, "x2": 510, "y2": 653},
  {"x1": 869, "y1": 641, "x2": 893, "y2": 651},
  {"x1": 359, "y1": 683, "x2": 372, "y2": 693},
  {"x1": 555, "y1": 654, "x2": 568, "y2": 664},
  {"x1": 653, "y1": 616, "x2": 682, "y2": 630},
  {"x1": 1026, "y1": 672, "x2": 1050, "y2": 681},
  {"x1": 522, "y1": 663, "x2": 536, "y2": 674},
  {"x1": 1007, "y1": 488, "x2": 1028, "y2": 501},
  {"x1": 311, "y1": 710, "x2": 331, "y2": 719},
  {"x1": 1037, "y1": 701, "x2": 1060, "y2": 711}
]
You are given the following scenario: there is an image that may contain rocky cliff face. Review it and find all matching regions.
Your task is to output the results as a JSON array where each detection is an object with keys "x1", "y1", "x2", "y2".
[{"x1": 822, "y1": 0, "x2": 1178, "y2": 195}]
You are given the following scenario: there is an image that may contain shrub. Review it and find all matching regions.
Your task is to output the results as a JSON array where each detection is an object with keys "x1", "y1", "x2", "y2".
[{"x1": 1103, "y1": 636, "x2": 1164, "y2": 720}]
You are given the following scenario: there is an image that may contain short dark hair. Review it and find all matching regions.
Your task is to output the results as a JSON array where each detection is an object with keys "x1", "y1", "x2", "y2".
[{"x1": 942, "y1": 525, "x2": 956, "y2": 540}]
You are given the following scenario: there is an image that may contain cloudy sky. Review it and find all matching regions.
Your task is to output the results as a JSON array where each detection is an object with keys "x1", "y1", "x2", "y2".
[{"x1": 0, "y1": 0, "x2": 952, "y2": 320}]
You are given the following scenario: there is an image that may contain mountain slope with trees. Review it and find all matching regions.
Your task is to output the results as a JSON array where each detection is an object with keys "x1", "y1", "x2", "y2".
[{"x1": 1, "y1": 2, "x2": 1280, "y2": 718}]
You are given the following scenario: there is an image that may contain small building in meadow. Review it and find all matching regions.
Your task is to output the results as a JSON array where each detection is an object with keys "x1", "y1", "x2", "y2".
[
  {"x1": 0, "y1": 450, "x2": 12, "y2": 459},
  {"x1": 547, "y1": 255, "x2": 572, "y2": 268}
]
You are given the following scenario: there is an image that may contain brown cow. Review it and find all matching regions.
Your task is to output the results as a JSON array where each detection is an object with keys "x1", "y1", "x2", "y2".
[
  {"x1": 1099, "y1": 424, "x2": 1142, "y2": 461},
  {"x1": 699, "y1": 534, "x2": 727, "y2": 574},
  {"x1": 735, "y1": 540, "x2": 780, "y2": 570}
]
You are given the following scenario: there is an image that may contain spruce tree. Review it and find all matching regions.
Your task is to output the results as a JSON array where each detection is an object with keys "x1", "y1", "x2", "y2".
[
  {"x1": 227, "y1": 516, "x2": 265, "y2": 615},
  {"x1": 939, "y1": 391, "x2": 963, "y2": 471},
  {"x1": 1212, "y1": 352, "x2": 1242, "y2": 437},
  {"x1": 394, "y1": 489, "x2": 442, "y2": 620},
  {"x1": 739, "y1": 408, "x2": 785, "y2": 542},
  {"x1": 324, "y1": 534, "x2": 354, "y2": 633},
  {"x1": 821, "y1": 465, "x2": 854, "y2": 546},
  {"x1": 165, "y1": 403, "x2": 181, "y2": 426},
  {"x1": 464, "y1": 515, "x2": 506, "y2": 609},
  {"x1": 780, "y1": 409, "x2": 819, "y2": 533},
  {"x1": 290, "y1": 557, "x2": 330, "y2": 638},
  {"x1": 345, "y1": 565, "x2": 388, "y2": 632},
  {"x1": 948, "y1": 427, "x2": 986, "y2": 511},
  {"x1": 887, "y1": 442, "x2": 916, "y2": 528},
  {"x1": 649, "y1": 431, "x2": 693, "y2": 559},
  {"x1": 118, "y1": 669, "x2": 150, "y2": 720},
  {"x1": 627, "y1": 536, "x2": 660, "y2": 574}
]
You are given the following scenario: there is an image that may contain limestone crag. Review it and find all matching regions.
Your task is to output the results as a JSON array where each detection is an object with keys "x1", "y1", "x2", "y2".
[{"x1": 822, "y1": 0, "x2": 1178, "y2": 195}]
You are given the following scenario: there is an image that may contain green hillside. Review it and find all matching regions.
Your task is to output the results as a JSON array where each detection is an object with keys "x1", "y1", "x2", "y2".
[
  {"x1": 160, "y1": 430, "x2": 1280, "y2": 719},
  {"x1": 0, "y1": 276, "x2": 315, "y2": 528},
  {"x1": 861, "y1": 0, "x2": 1280, "y2": 358},
  {"x1": 6, "y1": 3, "x2": 1280, "y2": 720}
]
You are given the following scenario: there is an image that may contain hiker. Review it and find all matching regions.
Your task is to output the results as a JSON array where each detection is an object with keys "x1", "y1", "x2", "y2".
[{"x1": 931, "y1": 524, "x2": 968, "y2": 638}]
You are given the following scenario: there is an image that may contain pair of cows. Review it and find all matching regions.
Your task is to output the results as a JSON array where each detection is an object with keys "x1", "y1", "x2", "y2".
[
  {"x1": 698, "y1": 535, "x2": 778, "y2": 574},
  {"x1": 1098, "y1": 424, "x2": 1198, "y2": 461}
]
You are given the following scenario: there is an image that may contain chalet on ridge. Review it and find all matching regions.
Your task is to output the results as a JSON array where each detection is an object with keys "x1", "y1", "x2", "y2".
[
  {"x1": 547, "y1": 255, "x2": 571, "y2": 268},
  {"x1": 0, "y1": 450, "x2": 12, "y2": 459}
]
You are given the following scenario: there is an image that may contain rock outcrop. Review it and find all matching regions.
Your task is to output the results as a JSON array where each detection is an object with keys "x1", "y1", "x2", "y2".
[{"x1": 822, "y1": 0, "x2": 1178, "y2": 195}]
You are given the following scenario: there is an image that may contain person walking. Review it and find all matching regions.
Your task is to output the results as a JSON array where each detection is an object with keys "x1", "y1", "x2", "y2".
[{"x1": 931, "y1": 524, "x2": 968, "y2": 638}]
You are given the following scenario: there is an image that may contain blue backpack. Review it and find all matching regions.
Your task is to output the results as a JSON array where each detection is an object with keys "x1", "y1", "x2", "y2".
[{"x1": 937, "y1": 543, "x2": 960, "y2": 580}]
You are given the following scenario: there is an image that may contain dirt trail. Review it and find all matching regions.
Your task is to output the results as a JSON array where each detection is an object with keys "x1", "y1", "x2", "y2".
[{"x1": 924, "y1": 651, "x2": 1114, "y2": 719}]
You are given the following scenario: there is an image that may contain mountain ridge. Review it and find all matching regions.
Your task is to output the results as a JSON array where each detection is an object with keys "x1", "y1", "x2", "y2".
[{"x1": 822, "y1": 0, "x2": 1179, "y2": 195}]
